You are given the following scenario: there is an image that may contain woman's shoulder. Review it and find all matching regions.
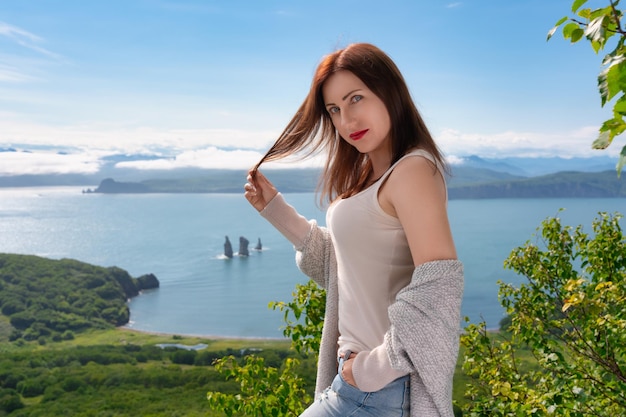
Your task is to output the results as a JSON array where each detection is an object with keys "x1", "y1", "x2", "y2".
[
  {"x1": 388, "y1": 148, "x2": 440, "y2": 177},
  {"x1": 390, "y1": 154, "x2": 440, "y2": 184},
  {"x1": 399, "y1": 148, "x2": 437, "y2": 165},
  {"x1": 384, "y1": 149, "x2": 447, "y2": 199}
]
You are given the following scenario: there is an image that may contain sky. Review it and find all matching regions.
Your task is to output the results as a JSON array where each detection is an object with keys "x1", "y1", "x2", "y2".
[{"x1": 0, "y1": 0, "x2": 622, "y2": 176}]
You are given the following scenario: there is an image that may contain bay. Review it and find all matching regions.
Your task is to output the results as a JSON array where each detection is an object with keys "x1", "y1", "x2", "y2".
[{"x1": 0, "y1": 186, "x2": 623, "y2": 338}]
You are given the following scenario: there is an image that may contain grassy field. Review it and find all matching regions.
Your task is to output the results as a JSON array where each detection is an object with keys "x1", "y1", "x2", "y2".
[
  {"x1": 60, "y1": 327, "x2": 292, "y2": 351},
  {"x1": 0, "y1": 325, "x2": 536, "y2": 415}
]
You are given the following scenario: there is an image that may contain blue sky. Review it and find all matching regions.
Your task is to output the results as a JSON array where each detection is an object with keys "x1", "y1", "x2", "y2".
[{"x1": 0, "y1": 0, "x2": 620, "y2": 175}]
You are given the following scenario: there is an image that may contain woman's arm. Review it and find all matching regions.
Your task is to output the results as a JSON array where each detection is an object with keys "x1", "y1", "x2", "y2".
[
  {"x1": 245, "y1": 169, "x2": 333, "y2": 287},
  {"x1": 383, "y1": 155, "x2": 457, "y2": 266}
]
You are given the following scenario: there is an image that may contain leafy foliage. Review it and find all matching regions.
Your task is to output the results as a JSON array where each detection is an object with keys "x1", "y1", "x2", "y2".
[
  {"x1": 207, "y1": 355, "x2": 311, "y2": 417},
  {"x1": 461, "y1": 212, "x2": 626, "y2": 415},
  {"x1": 0, "y1": 341, "x2": 242, "y2": 416},
  {"x1": 548, "y1": 0, "x2": 626, "y2": 175},
  {"x1": 269, "y1": 280, "x2": 326, "y2": 356},
  {"x1": 207, "y1": 281, "x2": 325, "y2": 416},
  {"x1": 0, "y1": 254, "x2": 158, "y2": 341}
]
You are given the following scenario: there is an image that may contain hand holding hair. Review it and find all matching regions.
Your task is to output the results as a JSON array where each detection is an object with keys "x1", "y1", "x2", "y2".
[{"x1": 244, "y1": 169, "x2": 278, "y2": 212}]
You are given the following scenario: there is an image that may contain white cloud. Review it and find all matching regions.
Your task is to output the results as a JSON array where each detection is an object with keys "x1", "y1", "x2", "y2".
[
  {"x1": 0, "y1": 150, "x2": 103, "y2": 176},
  {"x1": 436, "y1": 126, "x2": 621, "y2": 158},
  {"x1": 0, "y1": 21, "x2": 59, "y2": 59},
  {"x1": 117, "y1": 147, "x2": 264, "y2": 170},
  {"x1": 117, "y1": 146, "x2": 325, "y2": 171},
  {"x1": 1, "y1": 112, "x2": 620, "y2": 176},
  {"x1": 445, "y1": 155, "x2": 465, "y2": 165},
  {"x1": 0, "y1": 22, "x2": 41, "y2": 43},
  {"x1": 0, "y1": 115, "x2": 279, "y2": 153}
]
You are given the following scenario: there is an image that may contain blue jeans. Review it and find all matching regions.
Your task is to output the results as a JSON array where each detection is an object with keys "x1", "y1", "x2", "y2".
[{"x1": 299, "y1": 357, "x2": 410, "y2": 417}]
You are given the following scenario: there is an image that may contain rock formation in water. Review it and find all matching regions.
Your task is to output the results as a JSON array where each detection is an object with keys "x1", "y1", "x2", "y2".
[
  {"x1": 254, "y1": 238, "x2": 262, "y2": 251},
  {"x1": 239, "y1": 236, "x2": 249, "y2": 257},
  {"x1": 136, "y1": 273, "x2": 160, "y2": 290},
  {"x1": 224, "y1": 236, "x2": 233, "y2": 258}
]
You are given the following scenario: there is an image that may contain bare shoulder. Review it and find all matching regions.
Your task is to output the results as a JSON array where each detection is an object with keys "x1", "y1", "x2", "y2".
[
  {"x1": 392, "y1": 153, "x2": 439, "y2": 175},
  {"x1": 385, "y1": 154, "x2": 445, "y2": 196},
  {"x1": 379, "y1": 154, "x2": 446, "y2": 216}
]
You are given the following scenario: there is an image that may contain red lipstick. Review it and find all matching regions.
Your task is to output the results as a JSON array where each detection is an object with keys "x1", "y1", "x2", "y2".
[{"x1": 349, "y1": 129, "x2": 368, "y2": 140}]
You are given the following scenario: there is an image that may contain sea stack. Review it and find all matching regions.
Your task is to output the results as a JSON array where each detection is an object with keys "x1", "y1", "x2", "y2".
[
  {"x1": 224, "y1": 236, "x2": 233, "y2": 259},
  {"x1": 254, "y1": 238, "x2": 262, "y2": 251},
  {"x1": 238, "y1": 236, "x2": 249, "y2": 257}
]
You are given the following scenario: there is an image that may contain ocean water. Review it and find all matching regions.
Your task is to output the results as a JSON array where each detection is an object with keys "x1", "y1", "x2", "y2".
[{"x1": 0, "y1": 186, "x2": 623, "y2": 338}]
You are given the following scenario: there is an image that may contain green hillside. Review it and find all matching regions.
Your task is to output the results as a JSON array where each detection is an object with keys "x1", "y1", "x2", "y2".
[
  {"x1": 90, "y1": 169, "x2": 321, "y2": 194},
  {"x1": 0, "y1": 253, "x2": 296, "y2": 416},
  {"x1": 0, "y1": 254, "x2": 158, "y2": 343},
  {"x1": 448, "y1": 170, "x2": 626, "y2": 198},
  {"x1": 89, "y1": 168, "x2": 625, "y2": 198}
]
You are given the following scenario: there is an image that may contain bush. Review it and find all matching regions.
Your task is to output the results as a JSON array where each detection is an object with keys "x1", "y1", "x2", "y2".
[
  {"x1": 170, "y1": 349, "x2": 197, "y2": 365},
  {"x1": 0, "y1": 388, "x2": 24, "y2": 413},
  {"x1": 17, "y1": 378, "x2": 46, "y2": 397},
  {"x1": 461, "y1": 212, "x2": 625, "y2": 415}
]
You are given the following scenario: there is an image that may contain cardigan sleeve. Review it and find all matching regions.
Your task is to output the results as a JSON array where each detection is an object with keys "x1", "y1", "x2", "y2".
[
  {"x1": 260, "y1": 193, "x2": 313, "y2": 249},
  {"x1": 385, "y1": 259, "x2": 464, "y2": 417},
  {"x1": 260, "y1": 192, "x2": 333, "y2": 289}
]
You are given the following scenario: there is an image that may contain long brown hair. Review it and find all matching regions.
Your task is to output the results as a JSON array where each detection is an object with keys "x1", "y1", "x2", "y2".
[{"x1": 252, "y1": 42, "x2": 446, "y2": 205}]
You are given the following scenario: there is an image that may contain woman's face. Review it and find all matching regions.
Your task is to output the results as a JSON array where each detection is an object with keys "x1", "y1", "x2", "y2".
[{"x1": 322, "y1": 70, "x2": 392, "y2": 157}]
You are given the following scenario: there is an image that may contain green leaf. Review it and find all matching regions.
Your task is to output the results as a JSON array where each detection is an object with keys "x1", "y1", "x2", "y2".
[
  {"x1": 578, "y1": 8, "x2": 591, "y2": 19},
  {"x1": 585, "y1": 16, "x2": 607, "y2": 45},
  {"x1": 594, "y1": 116, "x2": 626, "y2": 149},
  {"x1": 593, "y1": 131, "x2": 612, "y2": 149},
  {"x1": 548, "y1": 16, "x2": 569, "y2": 41},
  {"x1": 547, "y1": 26, "x2": 559, "y2": 41},
  {"x1": 572, "y1": 0, "x2": 588, "y2": 13},
  {"x1": 563, "y1": 22, "x2": 581, "y2": 40},
  {"x1": 614, "y1": 95, "x2": 626, "y2": 116},
  {"x1": 591, "y1": 39, "x2": 603, "y2": 53},
  {"x1": 571, "y1": 27, "x2": 585, "y2": 42},
  {"x1": 597, "y1": 58, "x2": 626, "y2": 106}
]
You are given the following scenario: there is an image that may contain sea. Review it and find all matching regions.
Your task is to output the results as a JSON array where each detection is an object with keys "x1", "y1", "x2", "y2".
[{"x1": 0, "y1": 186, "x2": 623, "y2": 339}]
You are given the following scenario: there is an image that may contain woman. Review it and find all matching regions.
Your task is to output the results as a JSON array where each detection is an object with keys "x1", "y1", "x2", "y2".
[{"x1": 244, "y1": 43, "x2": 464, "y2": 417}]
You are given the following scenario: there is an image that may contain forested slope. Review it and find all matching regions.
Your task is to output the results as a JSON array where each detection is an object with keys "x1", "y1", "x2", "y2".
[
  {"x1": 89, "y1": 168, "x2": 626, "y2": 198},
  {"x1": 448, "y1": 170, "x2": 626, "y2": 198},
  {"x1": 0, "y1": 254, "x2": 159, "y2": 343}
]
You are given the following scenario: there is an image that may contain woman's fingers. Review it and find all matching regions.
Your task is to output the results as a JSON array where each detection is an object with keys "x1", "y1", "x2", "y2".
[{"x1": 244, "y1": 168, "x2": 276, "y2": 212}]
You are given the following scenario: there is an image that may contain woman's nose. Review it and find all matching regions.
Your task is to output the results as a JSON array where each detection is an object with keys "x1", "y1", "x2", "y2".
[{"x1": 340, "y1": 109, "x2": 355, "y2": 129}]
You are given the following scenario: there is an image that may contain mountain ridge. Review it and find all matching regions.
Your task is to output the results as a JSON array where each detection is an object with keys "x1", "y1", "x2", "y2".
[{"x1": 1, "y1": 154, "x2": 623, "y2": 198}]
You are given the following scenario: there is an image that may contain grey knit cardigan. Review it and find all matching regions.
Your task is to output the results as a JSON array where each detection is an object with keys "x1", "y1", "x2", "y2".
[{"x1": 294, "y1": 220, "x2": 464, "y2": 417}]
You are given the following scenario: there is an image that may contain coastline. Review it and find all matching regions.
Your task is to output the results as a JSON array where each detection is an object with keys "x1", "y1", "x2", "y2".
[{"x1": 118, "y1": 325, "x2": 288, "y2": 342}]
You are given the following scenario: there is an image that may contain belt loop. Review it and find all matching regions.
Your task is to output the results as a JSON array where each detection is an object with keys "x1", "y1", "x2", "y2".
[{"x1": 338, "y1": 349, "x2": 353, "y2": 372}]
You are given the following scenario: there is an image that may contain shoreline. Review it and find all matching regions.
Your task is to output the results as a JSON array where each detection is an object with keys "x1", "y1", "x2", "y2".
[{"x1": 118, "y1": 325, "x2": 288, "y2": 342}]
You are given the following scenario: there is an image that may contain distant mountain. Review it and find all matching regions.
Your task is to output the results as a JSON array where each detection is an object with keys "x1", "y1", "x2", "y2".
[
  {"x1": 447, "y1": 166, "x2": 525, "y2": 186},
  {"x1": 86, "y1": 168, "x2": 626, "y2": 199},
  {"x1": 1, "y1": 152, "x2": 623, "y2": 199},
  {"x1": 0, "y1": 152, "x2": 619, "y2": 187},
  {"x1": 0, "y1": 173, "x2": 96, "y2": 187},
  {"x1": 452, "y1": 155, "x2": 617, "y2": 176},
  {"x1": 448, "y1": 170, "x2": 626, "y2": 199},
  {"x1": 90, "y1": 169, "x2": 322, "y2": 194}
]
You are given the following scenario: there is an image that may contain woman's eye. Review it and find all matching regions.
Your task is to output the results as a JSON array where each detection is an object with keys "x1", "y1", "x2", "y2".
[
  {"x1": 351, "y1": 95, "x2": 362, "y2": 103},
  {"x1": 328, "y1": 106, "x2": 339, "y2": 114}
]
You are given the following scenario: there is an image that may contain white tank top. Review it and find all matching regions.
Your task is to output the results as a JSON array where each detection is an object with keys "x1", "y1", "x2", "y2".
[{"x1": 326, "y1": 149, "x2": 444, "y2": 353}]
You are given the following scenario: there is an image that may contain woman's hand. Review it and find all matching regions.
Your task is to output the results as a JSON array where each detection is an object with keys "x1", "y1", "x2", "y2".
[
  {"x1": 244, "y1": 169, "x2": 278, "y2": 212},
  {"x1": 341, "y1": 352, "x2": 358, "y2": 387}
]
